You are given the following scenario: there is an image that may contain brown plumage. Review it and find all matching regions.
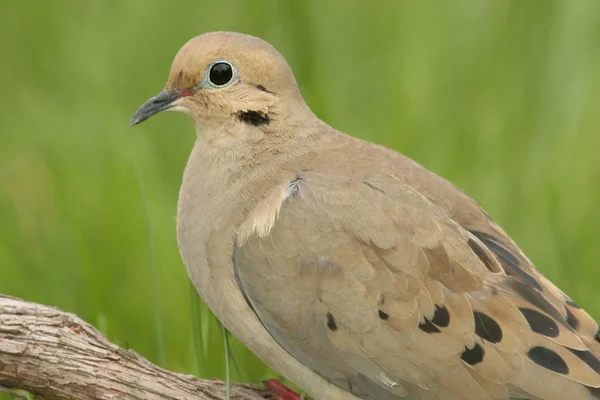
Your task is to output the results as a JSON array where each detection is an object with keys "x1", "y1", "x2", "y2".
[{"x1": 131, "y1": 32, "x2": 600, "y2": 400}]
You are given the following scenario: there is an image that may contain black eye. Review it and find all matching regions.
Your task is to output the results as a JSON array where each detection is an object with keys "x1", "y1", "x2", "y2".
[{"x1": 209, "y1": 62, "x2": 233, "y2": 86}]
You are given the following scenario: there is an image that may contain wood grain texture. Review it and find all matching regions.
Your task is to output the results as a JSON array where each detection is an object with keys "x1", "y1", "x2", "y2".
[{"x1": 0, "y1": 295, "x2": 266, "y2": 400}]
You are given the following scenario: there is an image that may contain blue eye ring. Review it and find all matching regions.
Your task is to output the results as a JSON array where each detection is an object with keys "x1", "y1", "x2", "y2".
[{"x1": 202, "y1": 59, "x2": 238, "y2": 89}]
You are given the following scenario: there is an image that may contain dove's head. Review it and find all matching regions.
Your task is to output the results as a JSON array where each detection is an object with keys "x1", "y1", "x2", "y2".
[{"x1": 130, "y1": 32, "x2": 309, "y2": 133}]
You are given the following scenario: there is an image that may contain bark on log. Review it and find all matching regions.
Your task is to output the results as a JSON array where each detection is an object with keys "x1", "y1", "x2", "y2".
[{"x1": 0, "y1": 295, "x2": 267, "y2": 400}]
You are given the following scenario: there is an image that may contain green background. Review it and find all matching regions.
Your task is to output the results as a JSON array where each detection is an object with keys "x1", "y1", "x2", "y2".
[{"x1": 1, "y1": 0, "x2": 599, "y2": 396}]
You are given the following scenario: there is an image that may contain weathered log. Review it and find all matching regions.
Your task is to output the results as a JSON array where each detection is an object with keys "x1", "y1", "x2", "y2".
[{"x1": 0, "y1": 295, "x2": 267, "y2": 400}]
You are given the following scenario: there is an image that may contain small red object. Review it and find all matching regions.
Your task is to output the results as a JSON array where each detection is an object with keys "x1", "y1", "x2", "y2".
[
  {"x1": 178, "y1": 90, "x2": 196, "y2": 98},
  {"x1": 262, "y1": 378, "x2": 310, "y2": 400}
]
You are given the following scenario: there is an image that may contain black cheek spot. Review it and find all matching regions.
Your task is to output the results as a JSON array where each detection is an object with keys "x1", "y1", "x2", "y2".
[
  {"x1": 431, "y1": 305, "x2": 450, "y2": 327},
  {"x1": 467, "y1": 238, "x2": 497, "y2": 273},
  {"x1": 326, "y1": 312, "x2": 337, "y2": 331},
  {"x1": 595, "y1": 327, "x2": 600, "y2": 344},
  {"x1": 565, "y1": 308, "x2": 580, "y2": 331},
  {"x1": 378, "y1": 310, "x2": 389, "y2": 320},
  {"x1": 238, "y1": 110, "x2": 270, "y2": 126},
  {"x1": 567, "y1": 348, "x2": 600, "y2": 373},
  {"x1": 519, "y1": 307, "x2": 559, "y2": 338},
  {"x1": 528, "y1": 346, "x2": 569, "y2": 374},
  {"x1": 473, "y1": 311, "x2": 503, "y2": 343},
  {"x1": 461, "y1": 344, "x2": 484, "y2": 365},
  {"x1": 418, "y1": 318, "x2": 441, "y2": 333}
]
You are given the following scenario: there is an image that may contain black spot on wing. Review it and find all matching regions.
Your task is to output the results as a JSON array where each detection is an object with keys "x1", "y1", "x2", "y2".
[
  {"x1": 567, "y1": 348, "x2": 600, "y2": 373},
  {"x1": 596, "y1": 327, "x2": 600, "y2": 344},
  {"x1": 461, "y1": 344, "x2": 484, "y2": 365},
  {"x1": 519, "y1": 307, "x2": 559, "y2": 338},
  {"x1": 506, "y1": 279, "x2": 572, "y2": 331},
  {"x1": 469, "y1": 231, "x2": 519, "y2": 267},
  {"x1": 238, "y1": 110, "x2": 270, "y2": 126},
  {"x1": 418, "y1": 318, "x2": 441, "y2": 333},
  {"x1": 378, "y1": 310, "x2": 389, "y2": 320},
  {"x1": 528, "y1": 346, "x2": 569, "y2": 374},
  {"x1": 565, "y1": 307, "x2": 580, "y2": 330},
  {"x1": 473, "y1": 311, "x2": 503, "y2": 343},
  {"x1": 470, "y1": 230, "x2": 542, "y2": 291},
  {"x1": 467, "y1": 238, "x2": 497, "y2": 273},
  {"x1": 566, "y1": 299, "x2": 582, "y2": 309},
  {"x1": 327, "y1": 312, "x2": 337, "y2": 331},
  {"x1": 431, "y1": 305, "x2": 450, "y2": 327}
]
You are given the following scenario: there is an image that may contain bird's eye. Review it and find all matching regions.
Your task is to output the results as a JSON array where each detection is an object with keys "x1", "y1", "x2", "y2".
[{"x1": 209, "y1": 62, "x2": 234, "y2": 86}]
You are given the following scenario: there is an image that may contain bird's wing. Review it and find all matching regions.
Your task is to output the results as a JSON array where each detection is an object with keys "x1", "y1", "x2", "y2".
[
  {"x1": 233, "y1": 169, "x2": 600, "y2": 400},
  {"x1": 394, "y1": 152, "x2": 600, "y2": 350}
]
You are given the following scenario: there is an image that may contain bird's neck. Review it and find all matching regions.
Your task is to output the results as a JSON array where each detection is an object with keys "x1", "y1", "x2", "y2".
[
  {"x1": 181, "y1": 116, "x2": 325, "y2": 220},
  {"x1": 194, "y1": 116, "x2": 322, "y2": 170},
  {"x1": 176, "y1": 120, "x2": 325, "y2": 295}
]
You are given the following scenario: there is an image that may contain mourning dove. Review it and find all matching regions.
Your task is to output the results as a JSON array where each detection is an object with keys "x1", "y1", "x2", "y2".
[{"x1": 130, "y1": 32, "x2": 600, "y2": 400}]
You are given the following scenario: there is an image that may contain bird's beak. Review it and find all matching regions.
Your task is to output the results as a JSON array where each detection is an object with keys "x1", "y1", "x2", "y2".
[{"x1": 130, "y1": 89, "x2": 182, "y2": 126}]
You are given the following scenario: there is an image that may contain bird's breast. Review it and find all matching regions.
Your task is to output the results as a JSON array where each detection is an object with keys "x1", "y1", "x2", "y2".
[
  {"x1": 175, "y1": 141, "x2": 300, "y2": 312},
  {"x1": 176, "y1": 143, "x2": 238, "y2": 305}
]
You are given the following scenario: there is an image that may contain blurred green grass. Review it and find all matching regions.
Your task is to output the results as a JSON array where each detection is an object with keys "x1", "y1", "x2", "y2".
[{"x1": 1, "y1": 0, "x2": 600, "y2": 395}]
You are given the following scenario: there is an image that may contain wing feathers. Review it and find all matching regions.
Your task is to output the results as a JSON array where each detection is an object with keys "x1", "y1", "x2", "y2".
[{"x1": 234, "y1": 173, "x2": 598, "y2": 399}]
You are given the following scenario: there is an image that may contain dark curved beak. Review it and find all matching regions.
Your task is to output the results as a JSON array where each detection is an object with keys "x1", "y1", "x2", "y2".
[{"x1": 129, "y1": 89, "x2": 180, "y2": 126}]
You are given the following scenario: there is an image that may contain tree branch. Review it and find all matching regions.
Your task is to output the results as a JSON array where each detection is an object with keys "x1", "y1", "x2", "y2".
[{"x1": 0, "y1": 295, "x2": 268, "y2": 400}]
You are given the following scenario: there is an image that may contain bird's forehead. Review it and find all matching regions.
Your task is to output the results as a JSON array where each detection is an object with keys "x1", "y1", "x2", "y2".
[
  {"x1": 165, "y1": 37, "x2": 222, "y2": 90},
  {"x1": 165, "y1": 32, "x2": 290, "y2": 91}
]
